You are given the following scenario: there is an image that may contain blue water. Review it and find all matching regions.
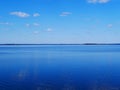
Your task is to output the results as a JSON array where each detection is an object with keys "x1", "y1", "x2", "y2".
[{"x1": 0, "y1": 45, "x2": 120, "y2": 90}]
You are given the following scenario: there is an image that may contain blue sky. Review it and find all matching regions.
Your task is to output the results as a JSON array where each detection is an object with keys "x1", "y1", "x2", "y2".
[{"x1": 0, "y1": 0, "x2": 120, "y2": 44}]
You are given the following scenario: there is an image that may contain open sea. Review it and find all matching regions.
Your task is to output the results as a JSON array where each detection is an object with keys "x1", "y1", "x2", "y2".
[{"x1": 0, "y1": 45, "x2": 120, "y2": 90}]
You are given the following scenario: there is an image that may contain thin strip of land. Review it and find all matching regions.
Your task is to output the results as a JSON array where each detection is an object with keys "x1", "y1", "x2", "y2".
[{"x1": 0, "y1": 43, "x2": 120, "y2": 45}]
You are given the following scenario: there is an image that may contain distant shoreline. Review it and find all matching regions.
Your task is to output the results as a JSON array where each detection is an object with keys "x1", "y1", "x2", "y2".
[{"x1": 0, "y1": 43, "x2": 120, "y2": 45}]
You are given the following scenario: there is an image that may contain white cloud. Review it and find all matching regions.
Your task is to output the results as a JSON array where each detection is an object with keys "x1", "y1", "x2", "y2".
[
  {"x1": 0, "y1": 22, "x2": 13, "y2": 25},
  {"x1": 26, "y1": 24, "x2": 30, "y2": 27},
  {"x1": 33, "y1": 31, "x2": 39, "y2": 34},
  {"x1": 99, "y1": 0, "x2": 110, "y2": 3},
  {"x1": 60, "y1": 12, "x2": 72, "y2": 16},
  {"x1": 33, "y1": 23, "x2": 40, "y2": 26},
  {"x1": 25, "y1": 23, "x2": 40, "y2": 27},
  {"x1": 107, "y1": 24, "x2": 113, "y2": 28},
  {"x1": 10, "y1": 11, "x2": 30, "y2": 18},
  {"x1": 33, "y1": 13, "x2": 40, "y2": 17},
  {"x1": 46, "y1": 28, "x2": 53, "y2": 32},
  {"x1": 87, "y1": 0, "x2": 110, "y2": 4}
]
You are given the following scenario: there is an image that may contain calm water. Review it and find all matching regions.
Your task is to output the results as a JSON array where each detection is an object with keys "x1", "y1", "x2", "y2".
[{"x1": 0, "y1": 45, "x2": 120, "y2": 90}]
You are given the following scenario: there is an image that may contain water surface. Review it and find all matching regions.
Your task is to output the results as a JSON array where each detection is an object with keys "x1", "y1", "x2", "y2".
[{"x1": 0, "y1": 45, "x2": 120, "y2": 90}]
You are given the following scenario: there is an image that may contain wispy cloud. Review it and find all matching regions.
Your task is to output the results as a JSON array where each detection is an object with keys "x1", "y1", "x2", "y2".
[
  {"x1": 26, "y1": 24, "x2": 30, "y2": 27},
  {"x1": 33, "y1": 13, "x2": 40, "y2": 17},
  {"x1": 10, "y1": 11, "x2": 30, "y2": 18},
  {"x1": 33, "y1": 31, "x2": 39, "y2": 34},
  {"x1": 107, "y1": 24, "x2": 113, "y2": 28},
  {"x1": 60, "y1": 12, "x2": 72, "y2": 16},
  {"x1": 87, "y1": 0, "x2": 110, "y2": 4},
  {"x1": 0, "y1": 22, "x2": 13, "y2": 25},
  {"x1": 33, "y1": 23, "x2": 40, "y2": 26},
  {"x1": 25, "y1": 23, "x2": 40, "y2": 27},
  {"x1": 46, "y1": 28, "x2": 53, "y2": 32}
]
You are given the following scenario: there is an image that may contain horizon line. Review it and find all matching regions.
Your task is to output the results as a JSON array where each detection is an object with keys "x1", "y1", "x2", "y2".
[{"x1": 1, "y1": 43, "x2": 120, "y2": 45}]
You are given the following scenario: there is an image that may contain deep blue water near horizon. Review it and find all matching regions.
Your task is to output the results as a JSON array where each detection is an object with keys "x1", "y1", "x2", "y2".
[{"x1": 0, "y1": 45, "x2": 120, "y2": 90}]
